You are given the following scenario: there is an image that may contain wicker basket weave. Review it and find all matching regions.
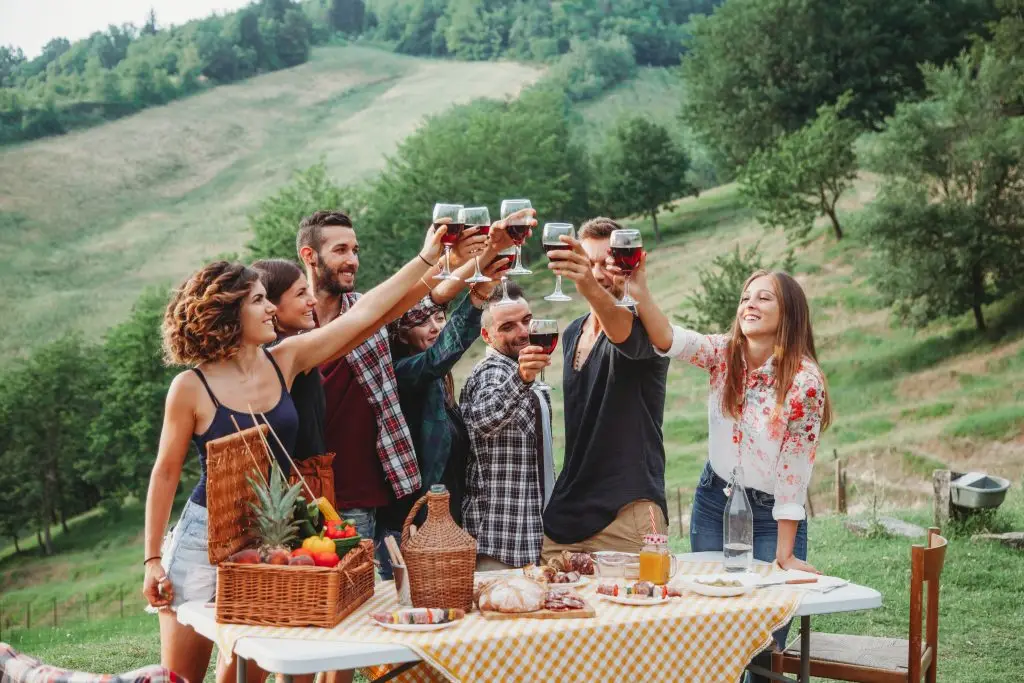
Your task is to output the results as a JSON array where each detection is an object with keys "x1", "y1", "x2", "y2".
[
  {"x1": 215, "y1": 539, "x2": 375, "y2": 628},
  {"x1": 401, "y1": 485, "x2": 477, "y2": 612},
  {"x1": 205, "y1": 424, "x2": 270, "y2": 565}
]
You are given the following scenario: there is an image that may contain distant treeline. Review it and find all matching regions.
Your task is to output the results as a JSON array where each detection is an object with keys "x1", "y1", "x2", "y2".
[{"x1": 0, "y1": 0, "x2": 723, "y2": 145}]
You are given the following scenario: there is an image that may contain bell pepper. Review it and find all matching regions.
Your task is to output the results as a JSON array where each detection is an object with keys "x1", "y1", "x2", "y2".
[
  {"x1": 313, "y1": 551, "x2": 341, "y2": 568},
  {"x1": 302, "y1": 534, "x2": 335, "y2": 554}
]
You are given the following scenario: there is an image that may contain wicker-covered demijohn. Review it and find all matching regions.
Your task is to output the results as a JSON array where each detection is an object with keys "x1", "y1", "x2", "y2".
[{"x1": 401, "y1": 485, "x2": 477, "y2": 612}]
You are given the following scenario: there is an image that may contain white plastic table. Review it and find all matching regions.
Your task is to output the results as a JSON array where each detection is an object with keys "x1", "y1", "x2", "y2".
[{"x1": 177, "y1": 551, "x2": 882, "y2": 683}]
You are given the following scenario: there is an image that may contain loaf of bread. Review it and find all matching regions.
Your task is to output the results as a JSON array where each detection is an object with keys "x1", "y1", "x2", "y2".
[{"x1": 478, "y1": 577, "x2": 546, "y2": 613}]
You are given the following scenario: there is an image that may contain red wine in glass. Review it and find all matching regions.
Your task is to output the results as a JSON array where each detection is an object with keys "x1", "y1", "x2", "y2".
[
  {"x1": 489, "y1": 255, "x2": 513, "y2": 273},
  {"x1": 506, "y1": 223, "x2": 529, "y2": 245},
  {"x1": 471, "y1": 223, "x2": 490, "y2": 236},
  {"x1": 611, "y1": 246, "x2": 642, "y2": 273},
  {"x1": 440, "y1": 222, "x2": 465, "y2": 246},
  {"x1": 543, "y1": 243, "x2": 571, "y2": 255},
  {"x1": 528, "y1": 332, "x2": 559, "y2": 355}
]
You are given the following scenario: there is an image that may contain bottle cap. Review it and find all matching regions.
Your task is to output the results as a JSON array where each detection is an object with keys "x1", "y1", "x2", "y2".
[
  {"x1": 643, "y1": 533, "x2": 668, "y2": 546},
  {"x1": 429, "y1": 484, "x2": 448, "y2": 494}
]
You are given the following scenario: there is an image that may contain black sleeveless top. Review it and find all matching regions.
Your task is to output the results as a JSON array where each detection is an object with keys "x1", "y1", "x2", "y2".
[{"x1": 189, "y1": 348, "x2": 300, "y2": 507}]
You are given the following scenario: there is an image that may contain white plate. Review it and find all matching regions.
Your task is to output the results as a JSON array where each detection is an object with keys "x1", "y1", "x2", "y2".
[
  {"x1": 373, "y1": 619, "x2": 461, "y2": 632},
  {"x1": 599, "y1": 592, "x2": 669, "y2": 606},
  {"x1": 677, "y1": 573, "x2": 759, "y2": 597},
  {"x1": 550, "y1": 576, "x2": 590, "y2": 589}
]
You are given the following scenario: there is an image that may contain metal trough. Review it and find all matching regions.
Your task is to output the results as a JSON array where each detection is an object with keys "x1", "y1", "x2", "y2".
[{"x1": 951, "y1": 471, "x2": 1011, "y2": 510}]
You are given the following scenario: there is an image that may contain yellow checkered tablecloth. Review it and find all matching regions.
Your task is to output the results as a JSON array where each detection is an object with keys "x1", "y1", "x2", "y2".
[{"x1": 214, "y1": 561, "x2": 801, "y2": 683}]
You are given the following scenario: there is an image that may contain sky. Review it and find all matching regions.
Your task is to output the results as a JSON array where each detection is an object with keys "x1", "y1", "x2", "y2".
[{"x1": 1, "y1": 0, "x2": 256, "y2": 58}]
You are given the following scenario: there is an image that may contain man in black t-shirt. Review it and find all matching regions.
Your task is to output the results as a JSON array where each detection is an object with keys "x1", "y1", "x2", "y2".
[{"x1": 542, "y1": 217, "x2": 669, "y2": 562}]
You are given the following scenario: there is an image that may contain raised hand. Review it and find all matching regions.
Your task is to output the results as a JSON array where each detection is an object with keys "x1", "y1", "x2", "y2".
[
  {"x1": 452, "y1": 226, "x2": 488, "y2": 268},
  {"x1": 421, "y1": 220, "x2": 448, "y2": 264},
  {"x1": 517, "y1": 345, "x2": 552, "y2": 384}
]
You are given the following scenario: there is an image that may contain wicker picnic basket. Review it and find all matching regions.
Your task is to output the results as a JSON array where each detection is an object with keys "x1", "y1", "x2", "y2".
[
  {"x1": 216, "y1": 539, "x2": 375, "y2": 628},
  {"x1": 205, "y1": 427, "x2": 374, "y2": 627},
  {"x1": 401, "y1": 485, "x2": 477, "y2": 612},
  {"x1": 205, "y1": 424, "x2": 269, "y2": 565}
]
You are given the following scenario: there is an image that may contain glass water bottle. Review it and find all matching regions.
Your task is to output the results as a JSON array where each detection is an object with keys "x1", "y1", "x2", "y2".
[{"x1": 723, "y1": 466, "x2": 754, "y2": 572}]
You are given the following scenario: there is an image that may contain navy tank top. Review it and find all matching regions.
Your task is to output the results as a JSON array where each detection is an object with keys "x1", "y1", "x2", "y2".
[{"x1": 189, "y1": 348, "x2": 300, "y2": 507}]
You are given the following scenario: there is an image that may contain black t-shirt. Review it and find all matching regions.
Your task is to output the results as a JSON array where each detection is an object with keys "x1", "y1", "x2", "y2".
[
  {"x1": 290, "y1": 367, "x2": 326, "y2": 461},
  {"x1": 543, "y1": 314, "x2": 669, "y2": 544}
]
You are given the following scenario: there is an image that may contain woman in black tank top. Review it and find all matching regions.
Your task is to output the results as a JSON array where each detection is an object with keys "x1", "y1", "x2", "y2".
[
  {"x1": 142, "y1": 225, "x2": 448, "y2": 683},
  {"x1": 252, "y1": 259, "x2": 326, "y2": 462}
]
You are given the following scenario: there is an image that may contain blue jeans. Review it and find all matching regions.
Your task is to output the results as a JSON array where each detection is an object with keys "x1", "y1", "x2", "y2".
[
  {"x1": 375, "y1": 528, "x2": 403, "y2": 581},
  {"x1": 690, "y1": 462, "x2": 807, "y2": 682},
  {"x1": 340, "y1": 507, "x2": 376, "y2": 540}
]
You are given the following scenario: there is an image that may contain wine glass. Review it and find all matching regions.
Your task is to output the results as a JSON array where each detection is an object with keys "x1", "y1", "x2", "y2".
[
  {"x1": 432, "y1": 203, "x2": 464, "y2": 281},
  {"x1": 542, "y1": 223, "x2": 575, "y2": 302},
  {"x1": 609, "y1": 229, "x2": 642, "y2": 307},
  {"x1": 458, "y1": 206, "x2": 492, "y2": 284},
  {"x1": 500, "y1": 199, "x2": 533, "y2": 276},
  {"x1": 491, "y1": 246, "x2": 517, "y2": 306},
  {"x1": 527, "y1": 318, "x2": 559, "y2": 391}
]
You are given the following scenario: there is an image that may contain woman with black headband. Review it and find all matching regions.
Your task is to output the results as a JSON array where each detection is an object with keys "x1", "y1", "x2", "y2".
[{"x1": 374, "y1": 256, "x2": 510, "y2": 579}]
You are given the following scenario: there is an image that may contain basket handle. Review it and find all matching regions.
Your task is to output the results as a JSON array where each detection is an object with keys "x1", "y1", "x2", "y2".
[{"x1": 401, "y1": 493, "x2": 429, "y2": 546}]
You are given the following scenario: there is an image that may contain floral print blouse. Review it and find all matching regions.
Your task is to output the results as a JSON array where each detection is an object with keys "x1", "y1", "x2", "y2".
[{"x1": 658, "y1": 325, "x2": 826, "y2": 521}]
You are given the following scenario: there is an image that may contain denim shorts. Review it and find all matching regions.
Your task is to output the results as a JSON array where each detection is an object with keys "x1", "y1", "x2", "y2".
[{"x1": 147, "y1": 500, "x2": 216, "y2": 612}]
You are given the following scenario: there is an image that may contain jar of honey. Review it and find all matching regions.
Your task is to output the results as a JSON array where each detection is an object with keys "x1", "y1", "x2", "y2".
[{"x1": 638, "y1": 533, "x2": 674, "y2": 585}]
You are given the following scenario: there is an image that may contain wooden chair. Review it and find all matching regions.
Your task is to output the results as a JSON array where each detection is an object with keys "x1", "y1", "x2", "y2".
[{"x1": 772, "y1": 527, "x2": 948, "y2": 683}]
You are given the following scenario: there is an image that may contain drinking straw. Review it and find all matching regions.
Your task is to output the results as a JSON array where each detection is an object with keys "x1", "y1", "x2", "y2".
[
  {"x1": 648, "y1": 504, "x2": 657, "y2": 535},
  {"x1": 228, "y1": 415, "x2": 270, "y2": 489}
]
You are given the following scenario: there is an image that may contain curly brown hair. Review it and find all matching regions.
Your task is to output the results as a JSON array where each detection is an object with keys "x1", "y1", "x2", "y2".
[{"x1": 162, "y1": 261, "x2": 260, "y2": 366}]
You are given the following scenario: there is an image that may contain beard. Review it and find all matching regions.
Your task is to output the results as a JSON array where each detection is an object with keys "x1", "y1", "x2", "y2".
[{"x1": 314, "y1": 253, "x2": 356, "y2": 297}]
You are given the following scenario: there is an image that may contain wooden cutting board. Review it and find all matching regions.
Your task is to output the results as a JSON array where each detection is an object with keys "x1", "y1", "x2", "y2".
[{"x1": 480, "y1": 602, "x2": 596, "y2": 620}]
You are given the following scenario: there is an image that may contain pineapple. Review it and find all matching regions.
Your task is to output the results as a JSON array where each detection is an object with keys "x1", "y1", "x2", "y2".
[{"x1": 246, "y1": 463, "x2": 303, "y2": 565}]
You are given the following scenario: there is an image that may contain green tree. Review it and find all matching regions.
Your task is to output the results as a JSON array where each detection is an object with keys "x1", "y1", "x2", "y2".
[
  {"x1": 681, "y1": 0, "x2": 996, "y2": 169},
  {"x1": 738, "y1": 95, "x2": 860, "y2": 241},
  {"x1": 247, "y1": 160, "x2": 356, "y2": 261},
  {"x1": 859, "y1": 52, "x2": 1024, "y2": 332},
  {"x1": 355, "y1": 86, "x2": 590, "y2": 286},
  {"x1": 329, "y1": 0, "x2": 367, "y2": 34},
  {"x1": 592, "y1": 116, "x2": 695, "y2": 244},
  {"x1": 0, "y1": 334, "x2": 103, "y2": 554},
  {"x1": 443, "y1": 0, "x2": 502, "y2": 60},
  {"x1": 87, "y1": 288, "x2": 179, "y2": 503},
  {"x1": 679, "y1": 242, "x2": 766, "y2": 333},
  {"x1": 0, "y1": 45, "x2": 26, "y2": 87}
]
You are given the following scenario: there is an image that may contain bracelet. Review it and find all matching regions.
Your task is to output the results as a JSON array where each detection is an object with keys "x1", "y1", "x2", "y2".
[
  {"x1": 144, "y1": 555, "x2": 162, "y2": 566},
  {"x1": 418, "y1": 253, "x2": 436, "y2": 267}
]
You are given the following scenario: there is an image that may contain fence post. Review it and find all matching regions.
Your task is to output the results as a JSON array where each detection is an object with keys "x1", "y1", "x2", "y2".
[
  {"x1": 53, "y1": 597, "x2": 57, "y2": 628},
  {"x1": 120, "y1": 587, "x2": 125, "y2": 619},
  {"x1": 676, "y1": 487, "x2": 683, "y2": 537},
  {"x1": 834, "y1": 456, "x2": 847, "y2": 514}
]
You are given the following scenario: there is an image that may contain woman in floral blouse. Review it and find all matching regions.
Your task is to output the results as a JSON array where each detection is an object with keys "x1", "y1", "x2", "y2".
[{"x1": 627, "y1": 255, "x2": 831, "y2": 575}]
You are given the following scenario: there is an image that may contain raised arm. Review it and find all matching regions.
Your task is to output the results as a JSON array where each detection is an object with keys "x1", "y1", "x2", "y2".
[
  {"x1": 624, "y1": 251, "x2": 723, "y2": 371},
  {"x1": 393, "y1": 295, "x2": 484, "y2": 387},
  {"x1": 460, "y1": 362, "x2": 537, "y2": 438},
  {"x1": 274, "y1": 226, "x2": 446, "y2": 377},
  {"x1": 547, "y1": 236, "x2": 634, "y2": 343}
]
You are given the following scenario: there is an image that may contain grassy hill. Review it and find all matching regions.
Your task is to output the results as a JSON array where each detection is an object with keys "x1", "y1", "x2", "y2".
[{"x1": 0, "y1": 46, "x2": 541, "y2": 361}]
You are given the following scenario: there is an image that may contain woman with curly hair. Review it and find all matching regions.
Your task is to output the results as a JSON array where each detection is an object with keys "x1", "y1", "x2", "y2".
[{"x1": 141, "y1": 228, "x2": 447, "y2": 683}]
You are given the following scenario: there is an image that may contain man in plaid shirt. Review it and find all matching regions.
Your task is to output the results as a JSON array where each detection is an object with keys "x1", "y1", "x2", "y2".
[{"x1": 461, "y1": 283, "x2": 555, "y2": 570}]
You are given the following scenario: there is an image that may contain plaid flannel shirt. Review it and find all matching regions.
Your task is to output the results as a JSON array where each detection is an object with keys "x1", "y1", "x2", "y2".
[
  {"x1": 460, "y1": 349, "x2": 550, "y2": 567},
  {"x1": 339, "y1": 293, "x2": 421, "y2": 498},
  {"x1": 0, "y1": 644, "x2": 183, "y2": 683}
]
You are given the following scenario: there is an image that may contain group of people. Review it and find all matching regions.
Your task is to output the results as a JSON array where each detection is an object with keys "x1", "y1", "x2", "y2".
[{"x1": 140, "y1": 208, "x2": 831, "y2": 683}]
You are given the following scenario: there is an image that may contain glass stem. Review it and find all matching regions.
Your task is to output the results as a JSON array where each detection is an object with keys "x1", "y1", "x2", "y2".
[
  {"x1": 473, "y1": 256, "x2": 482, "y2": 278},
  {"x1": 515, "y1": 245, "x2": 523, "y2": 270},
  {"x1": 501, "y1": 275, "x2": 510, "y2": 300},
  {"x1": 554, "y1": 275, "x2": 564, "y2": 296},
  {"x1": 445, "y1": 246, "x2": 453, "y2": 275},
  {"x1": 624, "y1": 275, "x2": 631, "y2": 302}
]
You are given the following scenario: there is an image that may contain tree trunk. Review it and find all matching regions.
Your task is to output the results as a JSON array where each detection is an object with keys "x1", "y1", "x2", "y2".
[
  {"x1": 649, "y1": 211, "x2": 662, "y2": 244},
  {"x1": 13, "y1": 536, "x2": 21, "y2": 553},
  {"x1": 971, "y1": 263, "x2": 986, "y2": 332},
  {"x1": 36, "y1": 528, "x2": 43, "y2": 550},
  {"x1": 825, "y1": 206, "x2": 843, "y2": 240},
  {"x1": 43, "y1": 521, "x2": 53, "y2": 556},
  {"x1": 60, "y1": 508, "x2": 69, "y2": 534}
]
